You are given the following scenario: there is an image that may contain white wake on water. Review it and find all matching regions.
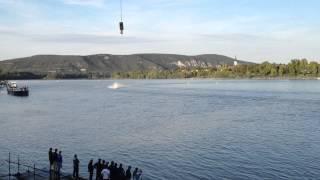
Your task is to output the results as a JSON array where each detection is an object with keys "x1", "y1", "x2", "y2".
[{"x1": 108, "y1": 82, "x2": 125, "y2": 89}]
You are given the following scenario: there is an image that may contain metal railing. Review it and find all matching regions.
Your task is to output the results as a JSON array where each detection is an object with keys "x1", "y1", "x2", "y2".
[
  {"x1": 0, "y1": 153, "x2": 71, "y2": 180},
  {"x1": 0, "y1": 152, "x2": 142, "y2": 180}
]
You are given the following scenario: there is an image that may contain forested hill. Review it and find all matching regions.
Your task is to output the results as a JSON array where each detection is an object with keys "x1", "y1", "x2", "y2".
[{"x1": 0, "y1": 54, "x2": 250, "y2": 79}]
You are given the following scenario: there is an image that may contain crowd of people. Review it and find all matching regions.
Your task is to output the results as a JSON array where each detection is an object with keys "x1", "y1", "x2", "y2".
[
  {"x1": 48, "y1": 148, "x2": 142, "y2": 180},
  {"x1": 48, "y1": 148, "x2": 63, "y2": 178},
  {"x1": 87, "y1": 159, "x2": 142, "y2": 180}
]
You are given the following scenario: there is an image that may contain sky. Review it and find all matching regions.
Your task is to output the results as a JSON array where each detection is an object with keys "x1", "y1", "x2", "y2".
[{"x1": 0, "y1": 0, "x2": 320, "y2": 63}]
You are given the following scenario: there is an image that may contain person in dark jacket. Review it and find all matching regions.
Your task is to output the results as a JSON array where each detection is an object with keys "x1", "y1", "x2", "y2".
[
  {"x1": 114, "y1": 163, "x2": 118, "y2": 180},
  {"x1": 73, "y1": 154, "x2": 80, "y2": 179},
  {"x1": 53, "y1": 148, "x2": 58, "y2": 174},
  {"x1": 48, "y1": 148, "x2": 53, "y2": 173},
  {"x1": 125, "y1": 166, "x2": 131, "y2": 180},
  {"x1": 95, "y1": 159, "x2": 102, "y2": 180},
  {"x1": 109, "y1": 161, "x2": 114, "y2": 180},
  {"x1": 110, "y1": 161, "x2": 114, "y2": 168},
  {"x1": 105, "y1": 162, "x2": 109, "y2": 169},
  {"x1": 118, "y1": 164, "x2": 125, "y2": 180},
  {"x1": 57, "y1": 151, "x2": 63, "y2": 176},
  {"x1": 132, "y1": 168, "x2": 138, "y2": 180},
  {"x1": 88, "y1": 159, "x2": 94, "y2": 180}
]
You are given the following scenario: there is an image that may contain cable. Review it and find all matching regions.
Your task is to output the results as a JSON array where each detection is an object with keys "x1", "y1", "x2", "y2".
[{"x1": 120, "y1": 0, "x2": 123, "y2": 21}]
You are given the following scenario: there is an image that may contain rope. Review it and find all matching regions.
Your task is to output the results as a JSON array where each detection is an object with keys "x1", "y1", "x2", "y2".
[{"x1": 120, "y1": 0, "x2": 123, "y2": 21}]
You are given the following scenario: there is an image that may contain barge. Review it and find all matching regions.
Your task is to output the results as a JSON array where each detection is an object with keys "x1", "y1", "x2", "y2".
[{"x1": 6, "y1": 81, "x2": 29, "y2": 96}]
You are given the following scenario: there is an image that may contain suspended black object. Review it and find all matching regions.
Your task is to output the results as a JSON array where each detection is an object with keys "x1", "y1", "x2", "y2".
[
  {"x1": 119, "y1": 21, "x2": 124, "y2": 35},
  {"x1": 119, "y1": 0, "x2": 124, "y2": 35}
]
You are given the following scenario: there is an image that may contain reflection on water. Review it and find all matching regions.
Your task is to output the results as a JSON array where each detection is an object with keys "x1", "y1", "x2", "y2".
[{"x1": 0, "y1": 80, "x2": 320, "y2": 179}]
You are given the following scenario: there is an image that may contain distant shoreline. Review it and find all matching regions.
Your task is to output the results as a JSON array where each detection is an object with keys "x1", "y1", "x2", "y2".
[
  {"x1": 3, "y1": 77, "x2": 320, "y2": 81},
  {"x1": 1, "y1": 55, "x2": 320, "y2": 81}
]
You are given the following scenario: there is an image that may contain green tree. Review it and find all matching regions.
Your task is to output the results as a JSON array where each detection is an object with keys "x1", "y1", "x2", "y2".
[
  {"x1": 288, "y1": 60, "x2": 298, "y2": 76},
  {"x1": 278, "y1": 64, "x2": 287, "y2": 76},
  {"x1": 298, "y1": 59, "x2": 309, "y2": 75},
  {"x1": 308, "y1": 61, "x2": 318, "y2": 76},
  {"x1": 259, "y1": 61, "x2": 273, "y2": 76},
  {"x1": 270, "y1": 65, "x2": 278, "y2": 77}
]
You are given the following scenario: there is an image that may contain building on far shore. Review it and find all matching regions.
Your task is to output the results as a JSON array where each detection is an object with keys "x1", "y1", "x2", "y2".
[
  {"x1": 234, "y1": 56, "x2": 238, "y2": 66},
  {"x1": 80, "y1": 68, "x2": 87, "y2": 73}
]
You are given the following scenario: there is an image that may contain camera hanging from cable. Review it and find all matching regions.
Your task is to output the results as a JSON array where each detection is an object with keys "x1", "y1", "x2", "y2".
[{"x1": 119, "y1": 0, "x2": 124, "y2": 35}]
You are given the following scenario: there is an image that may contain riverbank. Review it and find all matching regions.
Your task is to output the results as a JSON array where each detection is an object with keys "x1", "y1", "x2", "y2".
[
  {"x1": 1, "y1": 76, "x2": 320, "y2": 81},
  {"x1": 1, "y1": 59, "x2": 320, "y2": 80}
]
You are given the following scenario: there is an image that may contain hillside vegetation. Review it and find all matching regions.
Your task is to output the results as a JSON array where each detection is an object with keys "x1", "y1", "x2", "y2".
[
  {"x1": 113, "y1": 59, "x2": 320, "y2": 79},
  {"x1": 0, "y1": 54, "x2": 319, "y2": 79},
  {"x1": 0, "y1": 54, "x2": 248, "y2": 79}
]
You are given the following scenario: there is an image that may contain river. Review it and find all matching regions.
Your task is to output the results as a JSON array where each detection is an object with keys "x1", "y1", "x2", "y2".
[{"x1": 0, "y1": 80, "x2": 320, "y2": 179}]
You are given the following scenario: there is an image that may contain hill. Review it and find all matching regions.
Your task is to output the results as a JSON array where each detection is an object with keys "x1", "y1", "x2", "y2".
[{"x1": 0, "y1": 54, "x2": 252, "y2": 79}]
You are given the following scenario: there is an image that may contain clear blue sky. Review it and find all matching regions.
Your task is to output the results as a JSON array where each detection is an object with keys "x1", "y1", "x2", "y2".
[{"x1": 0, "y1": 0, "x2": 319, "y2": 63}]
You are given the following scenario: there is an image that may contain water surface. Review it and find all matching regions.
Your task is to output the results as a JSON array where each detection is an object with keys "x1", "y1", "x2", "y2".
[{"x1": 1, "y1": 80, "x2": 320, "y2": 179}]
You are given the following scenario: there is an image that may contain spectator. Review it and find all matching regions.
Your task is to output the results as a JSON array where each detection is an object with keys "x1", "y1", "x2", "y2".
[
  {"x1": 136, "y1": 169, "x2": 142, "y2": 180},
  {"x1": 118, "y1": 164, "x2": 125, "y2": 180},
  {"x1": 88, "y1": 159, "x2": 94, "y2": 180},
  {"x1": 53, "y1": 149, "x2": 58, "y2": 174},
  {"x1": 101, "y1": 167, "x2": 110, "y2": 180},
  {"x1": 48, "y1": 148, "x2": 53, "y2": 173},
  {"x1": 109, "y1": 161, "x2": 115, "y2": 180},
  {"x1": 94, "y1": 159, "x2": 102, "y2": 180},
  {"x1": 73, "y1": 154, "x2": 80, "y2": 179},
  {"x1": 105, "y1": 162, "x2": 109, "y2": 169},
  {"x1": 57, "y1": 151, "x2": 63, "y2": 175},
  {"x1": 125, "y1": 166, "x2": 131, "y2": 180}
]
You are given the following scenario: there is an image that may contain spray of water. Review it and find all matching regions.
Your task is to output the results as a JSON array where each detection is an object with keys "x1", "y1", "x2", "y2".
[{"x1": 108, "y1": 82, "x2": 125, "y2": 89}]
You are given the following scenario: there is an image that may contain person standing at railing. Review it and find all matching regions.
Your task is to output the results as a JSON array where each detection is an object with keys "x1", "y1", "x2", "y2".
[
  {"x1": 57, "y1": 151, "x2": 63, "y2": 176},
  {"x1": 101, "y1": 166, "x2": 110, "y2": 180},
  {"x1": 88, "y1": 159, "x2": 94, "y2": 180},
  {"x1": 94, "y1": 159, "x2": 102, "y2": 180},
  {"x1": 53, "y1": 149, "x2": 58, "y2": 176},
  {"x1": 136, "y1": 169, "x2": 143, "y2": 180},
  {"x1": 48, "y1": 148, "x2": 53, "y2": 174},
  {"x1": 125, "y1": 166, "x2": 131, "y2": 180},
  {"x1": 73, "y1": 154, "x2": 80, "y2": 179},
  {"x1": 109, "y1": 161, "x2": 115, "y2": 180},
  {"x1": 132, "y1": 168, "x2": 142, "y2": 180},
  {"x1": 132, "y1": 168, "x2": 138, "y2": 180},
  {"x1": 118, "y1": 163, "x2": 125, "y2": 180}
]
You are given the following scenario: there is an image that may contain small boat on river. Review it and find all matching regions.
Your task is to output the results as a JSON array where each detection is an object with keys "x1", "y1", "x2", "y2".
[{"x1": 6, "y1": 81, "x2": 29, "y2": 96}]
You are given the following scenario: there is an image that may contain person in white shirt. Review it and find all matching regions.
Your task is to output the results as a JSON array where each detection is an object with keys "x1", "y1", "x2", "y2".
[
  {"x1": 133, "y1": 168, "x2": 143, "y2": 180},
  {"x1": 101, "y1": 168, "x2": 110, "y2": 180},
  {"x1": 136, "y1": 169, "x2": 143, "y2": 180}
]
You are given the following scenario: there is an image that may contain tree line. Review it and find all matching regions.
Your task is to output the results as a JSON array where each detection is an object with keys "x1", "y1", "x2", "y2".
[
  {"x1": 112, "y1": 59, "x2": 320, "y2": 79},
  {"x1": 1, "y1": 59, "x2": 320, "y2": 80}
]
